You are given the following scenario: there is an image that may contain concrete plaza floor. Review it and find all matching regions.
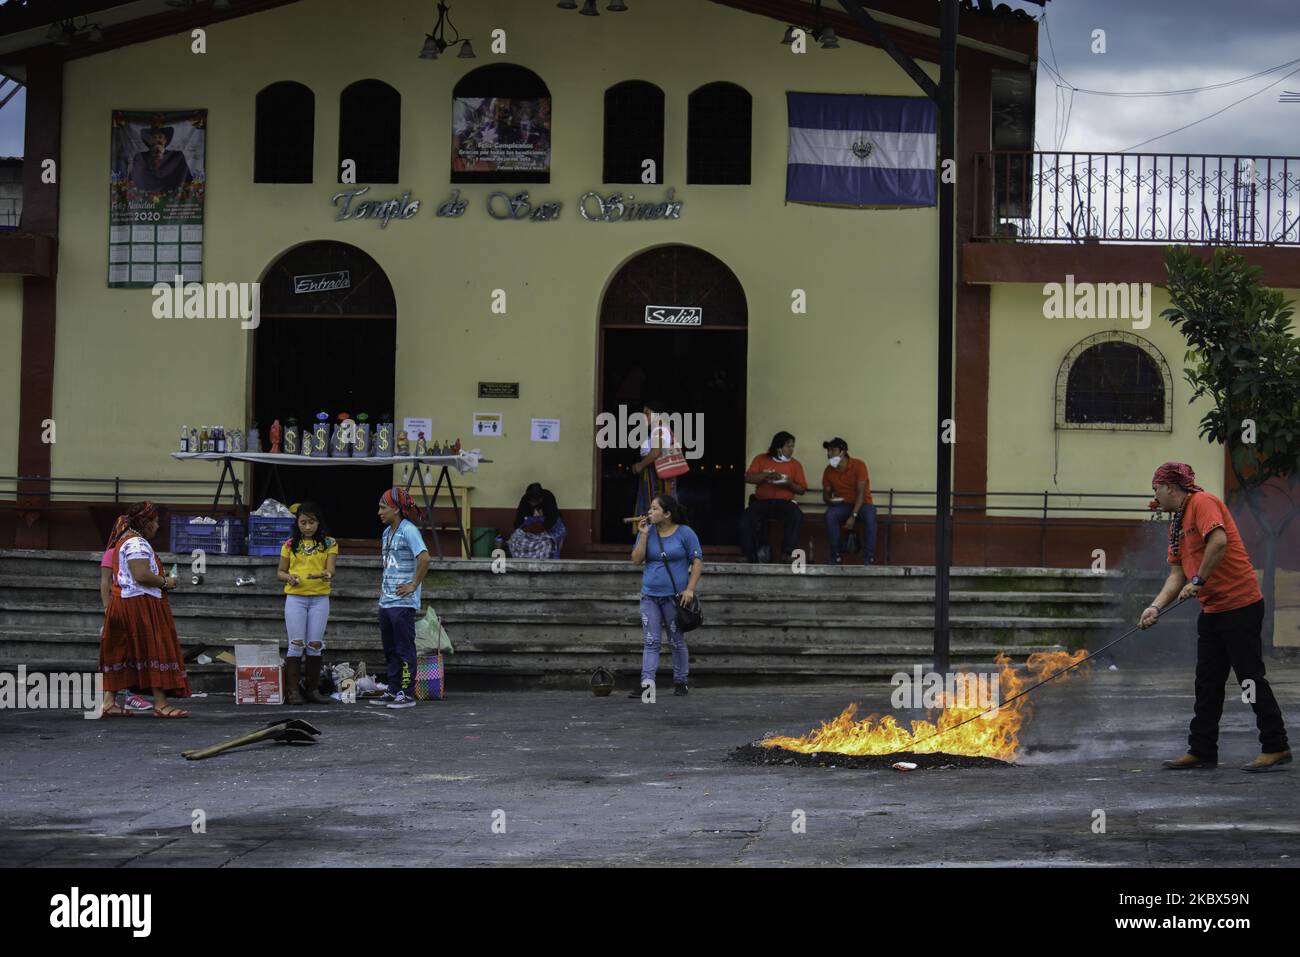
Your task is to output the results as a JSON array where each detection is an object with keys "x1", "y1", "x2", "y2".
[{"x1": 1, "y1": 662, "x2": 1297, "y2": 867}]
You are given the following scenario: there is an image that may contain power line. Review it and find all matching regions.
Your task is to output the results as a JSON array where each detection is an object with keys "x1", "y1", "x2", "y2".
[
  {"x1": 1117, "y1": 63, "x2": 1300, "y2": 152},
  {"x1": 1067, "y1": 56, "x2": 1300, "y2": 98}
]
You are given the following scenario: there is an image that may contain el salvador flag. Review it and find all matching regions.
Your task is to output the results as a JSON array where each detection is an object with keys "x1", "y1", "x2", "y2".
[{"x1": 786, "y1": 92, "x2": 937, "y2": 207}]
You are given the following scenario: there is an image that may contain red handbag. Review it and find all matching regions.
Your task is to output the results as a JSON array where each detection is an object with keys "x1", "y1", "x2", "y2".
[{"x1": 654, "y1": 447, "x2": 689, "y2": 479}]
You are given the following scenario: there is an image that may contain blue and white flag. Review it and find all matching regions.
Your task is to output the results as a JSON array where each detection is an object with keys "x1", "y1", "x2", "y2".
[{"x1": 786, "y1": 92, "x2": 937, "y2": 208}]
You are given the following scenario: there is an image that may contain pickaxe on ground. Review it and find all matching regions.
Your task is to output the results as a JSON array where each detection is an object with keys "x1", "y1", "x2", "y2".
[{"x1": 182, "y1": 718, "x2": 322, "y2": 760}]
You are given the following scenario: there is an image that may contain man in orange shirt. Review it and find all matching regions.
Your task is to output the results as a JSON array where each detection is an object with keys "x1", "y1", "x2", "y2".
[
  {"x1": 741, "y1": 431, "x2": 808, "y2": 563},
  {"x1": 1139, "y1": 462, "x2": 1290, "y2": 772},
  {"x1": 821, "y1": 437, "x2": 876, "y2": 565}
]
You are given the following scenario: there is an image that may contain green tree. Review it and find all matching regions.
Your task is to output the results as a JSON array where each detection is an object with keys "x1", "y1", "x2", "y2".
[{"x1": 1161, "y1": 246, "x2": 1300, "y2": 652}]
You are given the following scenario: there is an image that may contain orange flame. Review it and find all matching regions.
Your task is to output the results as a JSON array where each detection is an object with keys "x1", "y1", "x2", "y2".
[{"x1": 761, "y1": 650, "x2": 1089, "y2": 762}]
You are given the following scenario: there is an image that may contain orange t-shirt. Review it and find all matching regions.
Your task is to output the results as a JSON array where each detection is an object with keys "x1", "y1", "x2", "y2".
[
  {"x1": 748, "y1": 454, "x2": 808, "y2": 501},
  {"x1": 822, "y1": 456, "x2": 872, "y2": 505},
  {"x1": 1166, "y1": 491, "x2": 1262, "y2": 613}
]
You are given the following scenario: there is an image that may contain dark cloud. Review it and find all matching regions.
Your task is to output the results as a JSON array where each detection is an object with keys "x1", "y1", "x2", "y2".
[{"x1": 1029, "y1": 0, "x2": 1300, "y2": 155}]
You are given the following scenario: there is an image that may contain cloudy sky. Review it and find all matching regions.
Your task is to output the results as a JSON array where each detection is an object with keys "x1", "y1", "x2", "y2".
[{"x1": 1, "y1": 0, "x2": 1298, "y2": 158}]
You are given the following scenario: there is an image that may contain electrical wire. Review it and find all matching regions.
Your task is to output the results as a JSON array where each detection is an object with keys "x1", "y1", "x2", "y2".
[{"x1": 1117, "y1": 63, "x2": 1300, "y2": 152}]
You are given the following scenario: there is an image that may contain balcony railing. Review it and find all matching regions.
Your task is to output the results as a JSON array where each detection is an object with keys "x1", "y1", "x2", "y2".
[{"x1": 973, "y1": 151, "x2": 1300, "y2": 247}]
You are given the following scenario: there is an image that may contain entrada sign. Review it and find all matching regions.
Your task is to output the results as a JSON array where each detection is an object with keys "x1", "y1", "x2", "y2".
[
  {"x1": 645, "y1": 305, "x2": 702, "y2": 326},
  {"x1": 294, "y1": 270, "x2": 350, "y2": 294}
]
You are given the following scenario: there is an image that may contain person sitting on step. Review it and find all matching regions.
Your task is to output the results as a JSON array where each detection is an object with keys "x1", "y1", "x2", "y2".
[
  {"x1": 507, "y1": 482, "x2": 567, "y2": 559},
  {"x1": 741, "y1": 431, "x2": 808, "y2": 563},
  {"x1": 821, "y1": 436, "x2": 877, "y2": 566}
]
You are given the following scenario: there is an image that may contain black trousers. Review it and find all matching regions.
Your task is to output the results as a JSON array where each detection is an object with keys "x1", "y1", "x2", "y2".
[
  {"x1": 741, "y1": 499, "x2": 802, "y2": 561},
  {"x1": 1188, "y1": 599, "x2": 1289, "y2": 759}
]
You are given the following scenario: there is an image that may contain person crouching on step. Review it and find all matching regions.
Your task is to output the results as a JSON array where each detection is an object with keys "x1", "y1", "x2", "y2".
[{"x1": 277, "y1": 502, "x2": 338, "y2": 705}]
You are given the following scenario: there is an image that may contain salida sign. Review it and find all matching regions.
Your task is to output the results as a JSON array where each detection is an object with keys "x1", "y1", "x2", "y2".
[{"x1": 644, "y1": 305, "x2": 702, "y2": 326}]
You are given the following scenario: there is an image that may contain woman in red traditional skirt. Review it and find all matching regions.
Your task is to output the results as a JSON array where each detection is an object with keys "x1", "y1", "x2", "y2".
[{"x1": 99, "y1": 501, "x2": 192, "y2": 717}]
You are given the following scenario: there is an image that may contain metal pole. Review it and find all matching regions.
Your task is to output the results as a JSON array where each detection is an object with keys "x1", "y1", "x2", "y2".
[{"x1": 933, "y1": 0, "x2": 958, "y2": 675}]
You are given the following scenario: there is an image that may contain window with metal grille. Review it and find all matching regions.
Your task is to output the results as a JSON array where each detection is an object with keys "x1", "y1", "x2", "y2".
[
  {"x1": 1064, "y1": 341, "x2": 1165, "y2": 425},
  {"x1": 687, "y1": 82, "x2": 752, "y2": 185},
  {"x1": 604, "y1": 81, "x2": 664, "y2": 184},
  {"x1": 255, "y1": 82, "x2": 314, "y2": 183},
  {"x1": 339, "y1": 80, "x2": 401, "y2": 183}
]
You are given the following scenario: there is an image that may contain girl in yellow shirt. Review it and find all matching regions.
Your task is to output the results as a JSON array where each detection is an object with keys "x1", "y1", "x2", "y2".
[{"x1": 276, "y1": 502, "x2": 338, "y2": 704}]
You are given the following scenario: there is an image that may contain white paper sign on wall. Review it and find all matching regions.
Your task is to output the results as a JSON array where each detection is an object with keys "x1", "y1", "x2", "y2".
[
  {"x1": 531, "y1": 418, "x2": 560, "y2": 442},
  {"x1": 473, "y1": 412, "x2": 503, "y2": 436}
]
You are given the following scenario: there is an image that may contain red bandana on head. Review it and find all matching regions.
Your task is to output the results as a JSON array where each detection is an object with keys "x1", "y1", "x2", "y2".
[
  {"x1": 107, "y1": 500, "x2": 159, "y2": 548},
  {"x1": 1149, "y1": 462, "x2": 1204, "y2": 510},
  {"x1": 382, "y1": 486, "x2": 423, "y2": 524}
]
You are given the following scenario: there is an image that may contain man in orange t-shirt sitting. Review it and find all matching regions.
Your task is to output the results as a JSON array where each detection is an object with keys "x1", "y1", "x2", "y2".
[
  {"x1": 741, "y1": 430, "x2": 808, "y2": 563},
  {"x1": 821, "y1": 436, "x2": 876, "y2": 565},
  {"x1": 1139, "y1": 461, "x2": 1290, "y2": 772}
]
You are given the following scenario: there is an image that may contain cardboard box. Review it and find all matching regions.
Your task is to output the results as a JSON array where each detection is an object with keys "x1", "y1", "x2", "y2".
[{"x1": 235, "y1": 643, "x2": 283, "y2": 705}]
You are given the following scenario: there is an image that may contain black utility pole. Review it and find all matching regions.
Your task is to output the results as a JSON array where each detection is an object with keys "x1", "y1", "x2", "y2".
[{"x1": 837, "y1": 0, "x2": 958, "y2": 674}]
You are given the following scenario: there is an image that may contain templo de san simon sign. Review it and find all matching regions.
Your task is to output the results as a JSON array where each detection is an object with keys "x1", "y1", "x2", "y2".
[{"x1": 330, "y1": 186, "x2": 683, "y2": 226}]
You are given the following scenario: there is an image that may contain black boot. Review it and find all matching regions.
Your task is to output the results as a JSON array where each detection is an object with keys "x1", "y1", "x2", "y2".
[
  {"x1": 302, "y1": 656, "x2": 333, "y2": 704},
  {"x1": 284, "y1": 656, "x2": 304, "y2": 705}
]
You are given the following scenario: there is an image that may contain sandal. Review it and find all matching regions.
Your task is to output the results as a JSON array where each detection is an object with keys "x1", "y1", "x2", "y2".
[
  {"x1": 99, "y1": 702, "x2": 132, "y2": 718},
  {"x1": 153, "y1": 704, "x2": 190, "y2": 718}
]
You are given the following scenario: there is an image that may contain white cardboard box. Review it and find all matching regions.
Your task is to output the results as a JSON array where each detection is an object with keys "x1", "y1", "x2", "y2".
[{"x1": 235, "y1": 643, "x2": 283, "y2": 705}]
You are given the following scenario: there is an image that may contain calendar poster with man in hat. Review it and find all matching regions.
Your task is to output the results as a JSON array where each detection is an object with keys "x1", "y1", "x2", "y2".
[{"x1": 108, "y1": 110, "x2": 207, "y2": 288}]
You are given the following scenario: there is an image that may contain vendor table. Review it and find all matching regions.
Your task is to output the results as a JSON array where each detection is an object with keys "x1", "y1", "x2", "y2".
[{"x1": 170, "y1": 451, "x2": 487, "y2": 558}]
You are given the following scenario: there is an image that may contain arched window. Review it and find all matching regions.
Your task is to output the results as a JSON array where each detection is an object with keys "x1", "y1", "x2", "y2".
[
  {"x1": 687, "y1": 82, "x2": 752, "y2": 185},
  {"x1": 452, "y1": 64, "x2": 551, "y2": 183},
  {"x1": 1056, "y1": 332, "x2": 1173, "y2": 431},
  {"x1": 339, "y1": 80, "x2": 401, "y2": 183},
  {"x1": 604, "y1": 81, "x2": 664, "y2": 184},
  {"x1": 255, "y1": 82, "x2": 314, "y2": 183}
]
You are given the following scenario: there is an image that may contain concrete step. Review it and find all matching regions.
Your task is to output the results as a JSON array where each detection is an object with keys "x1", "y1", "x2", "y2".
[
  {"x1": 0, "y1": 550, "x2": 1155, "y2": 594},
  {"x1": 0, "y1": 583, "x2": 1119, "y2": 621},
  {"x1": 0, "y1": 602, "x2": 1119, "y2": 646}
]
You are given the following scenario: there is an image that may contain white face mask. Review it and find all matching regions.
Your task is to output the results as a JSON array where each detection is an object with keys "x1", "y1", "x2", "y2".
[
  {"x1": 773, "y1": 453, "x2": 790, "y2": 463},
  {"x1": 827, "y1": 455, "x2": 843, "y2": 468}
]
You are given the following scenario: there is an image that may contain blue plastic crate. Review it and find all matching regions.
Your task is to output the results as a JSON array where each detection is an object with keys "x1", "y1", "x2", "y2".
[
  {"x1": 247, "y1": 516, "x2": 297, "y2": 557},
  {"x1": 170, "y1": 516, "x2": 246, "y2": 555}
]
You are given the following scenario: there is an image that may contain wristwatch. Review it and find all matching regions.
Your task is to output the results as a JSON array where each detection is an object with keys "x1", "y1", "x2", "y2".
[{"x1": 1191, "y1": 575, "x2": 1206, "y2": 587}]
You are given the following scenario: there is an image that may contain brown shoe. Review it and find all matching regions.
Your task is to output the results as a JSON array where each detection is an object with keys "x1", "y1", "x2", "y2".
[
  {"x1": 1162, "y1": 752, "x2": 1217, "y2": 769},
  {"x1": 284, "y1": 656, "x2": 304, "y2": 706},
  {"x1": 1240, "y1": 750, "x2": 1292, "y2": 773}
]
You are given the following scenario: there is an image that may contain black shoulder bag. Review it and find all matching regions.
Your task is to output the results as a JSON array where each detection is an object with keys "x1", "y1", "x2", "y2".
[{"x1": 651, "y1": 527, "x2": 703, "y2": 633}]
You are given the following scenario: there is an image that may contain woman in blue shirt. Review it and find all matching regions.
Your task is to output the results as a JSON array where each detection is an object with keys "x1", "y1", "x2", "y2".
[{"x1": 631, "y1": 493, "x2": 703, "y2": 697}]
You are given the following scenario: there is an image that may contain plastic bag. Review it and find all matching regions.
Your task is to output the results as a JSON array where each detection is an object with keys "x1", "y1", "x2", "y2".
[{"x1": 414, "y1": 605, "x2": 454, "y2": 654}]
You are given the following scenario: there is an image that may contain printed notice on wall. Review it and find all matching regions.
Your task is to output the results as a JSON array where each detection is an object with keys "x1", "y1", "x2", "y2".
[
  {"x1": 531, "y1": 419, "x2": 560, "y2": 442},
  {"x1": 473, "y1": 412, "x2": 503, "y2": 437},
  {"x1": 402, "y1": 418, "x2": 432, "y2": 443},
  {"x1": 109, "y1": 109, "x2": 206, "y2": 288}
]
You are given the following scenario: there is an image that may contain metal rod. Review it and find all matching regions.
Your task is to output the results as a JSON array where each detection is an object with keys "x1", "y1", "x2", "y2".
[
  {"x1": 910, "y1": 596, "x2": 1194, "y2": 752},
  {"x1": 933, "y1": 0, "x2": 957, "y2": 675}
]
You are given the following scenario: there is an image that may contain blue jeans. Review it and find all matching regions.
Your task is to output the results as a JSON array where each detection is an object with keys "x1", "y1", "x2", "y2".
[
  {"x1": 284, "y1": 595, "x2": 329, "y2": 657},
  {"x1": 640, "y1": 595, "x2": 689, "y2": 685},
  {"x1": 825, "y1": 503, "x2": 877, "y2": 564},
  {"x1": 378, "y1": 606, "x2": 417, "y2": 695}
]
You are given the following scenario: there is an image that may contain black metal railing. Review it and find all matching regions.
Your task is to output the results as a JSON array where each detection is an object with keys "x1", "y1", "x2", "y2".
[
  {"x1": 974, "y1": 151, "x2": 1300, "y2": 246},
  {"x1": 0, "y1": 474, "x2": 241, "y2": 510},
  {"x1": 806, "y1": 489, "x2": 1164, "y2": 566}
]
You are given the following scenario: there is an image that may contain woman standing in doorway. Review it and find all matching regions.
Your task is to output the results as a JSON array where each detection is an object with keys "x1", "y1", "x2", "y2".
[
  {"x1": 630, "y1": 399, "x2": 676, "y2": 537},
  {"x1": 630, "y1": 493, "x2": 702, "y2": 697}
]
